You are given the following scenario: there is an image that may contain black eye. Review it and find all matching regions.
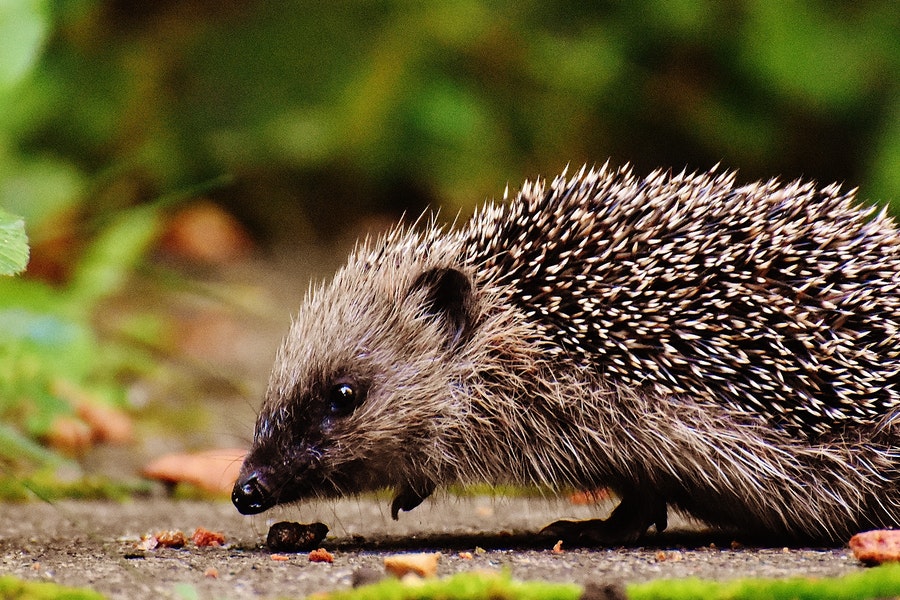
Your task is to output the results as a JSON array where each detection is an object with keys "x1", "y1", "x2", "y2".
[{"x1": 327, "y1": 380, "x2": 361, "y2": 417}]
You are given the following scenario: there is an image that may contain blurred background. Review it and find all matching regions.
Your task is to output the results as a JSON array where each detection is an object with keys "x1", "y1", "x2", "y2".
[{"x1": 0, "y1": 0, "x2": 898, "y2": 496}]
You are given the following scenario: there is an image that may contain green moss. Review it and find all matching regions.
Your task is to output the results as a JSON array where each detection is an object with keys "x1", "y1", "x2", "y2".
[
  {"x1": 0, "y1": 575, "x2": 105, "y2": 600},
  {"x1": 0, "y1": 471, "x2": 149, "y2": 502},
  {"x1": 319, "y1": 572, "x2": 580, "y2": 600},
  {"x1": 629, "y1": 563, "x2": 900, "y2": 600},
  {"x1": 317, "y1": 565, "x2": 900, "y2": 600}
]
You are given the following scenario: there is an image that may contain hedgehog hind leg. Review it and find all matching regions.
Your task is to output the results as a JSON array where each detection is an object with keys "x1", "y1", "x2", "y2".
[
  {"x1": 390, "y1": 480, "x2": 436, "y2": 520},
  {"x1": 540, "y1": 492, "x2": 667, "y2": 546}
]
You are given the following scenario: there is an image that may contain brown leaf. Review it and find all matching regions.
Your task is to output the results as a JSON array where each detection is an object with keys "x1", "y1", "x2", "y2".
[
  {"x1": 44, "y1": 415, "x2": 93, "y2": 455},
  {"x1": 160, "y1": 200, "x2": 253, "y2": 265},
  {"x1": 142, "y1": 448, "x2": 247, "y2": 495}
]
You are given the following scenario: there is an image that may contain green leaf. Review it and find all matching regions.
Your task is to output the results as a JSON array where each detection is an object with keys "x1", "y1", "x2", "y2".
[
  {"x1": 68, "y1": 204, "x2": 165, "y2": 305},
  {"x1": 0, "y1": 209, "x2": 29, "y2": 275},
  {"x1": 0, "y1": 422, "x2": 62, "y2": 466},
  {"x1": 0, "y1": 155, "x2": 84, "y2": 234},
  {"x1": 0, "y1": 0, "x2": 50, "y2": 90}
]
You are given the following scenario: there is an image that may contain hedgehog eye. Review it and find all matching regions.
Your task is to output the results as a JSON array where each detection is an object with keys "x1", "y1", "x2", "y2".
[{"x1": 326, "y1": 380, "x2": 362, "y2": 417}]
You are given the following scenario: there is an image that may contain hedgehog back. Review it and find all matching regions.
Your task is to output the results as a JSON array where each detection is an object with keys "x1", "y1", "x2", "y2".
[{"x1": 463, "y1": 165, "x2": 900, "y2": 438}]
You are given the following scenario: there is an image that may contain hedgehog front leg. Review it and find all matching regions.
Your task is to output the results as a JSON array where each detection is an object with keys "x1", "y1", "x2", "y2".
[{"x1": 541, "y1": 492, "x2": 667, "y2": 545}]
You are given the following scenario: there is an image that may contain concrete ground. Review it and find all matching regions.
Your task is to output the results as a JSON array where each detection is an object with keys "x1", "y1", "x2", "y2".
[{"x1": 0, "y1": 495, "x2": 864, "y2": 599}]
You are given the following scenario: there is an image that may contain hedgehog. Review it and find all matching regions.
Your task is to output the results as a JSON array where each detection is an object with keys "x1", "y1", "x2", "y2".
[{"x1": 232, "y1": 163, "x2": 900, "y2": 544}]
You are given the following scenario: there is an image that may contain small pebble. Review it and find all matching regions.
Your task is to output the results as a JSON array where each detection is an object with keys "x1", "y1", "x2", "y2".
[
  {"x1": 580, "y1": 581, "x2": 627, "y2": 600},
  {"x1": 352, "y1": 568, "x2": 383, "y2": 588},
  {"x1": 384, "y1": 552, "x2": 440, "y2": 578},
  {"x1": 308, "y1": 548, "x2": 334, "y2": 563}
]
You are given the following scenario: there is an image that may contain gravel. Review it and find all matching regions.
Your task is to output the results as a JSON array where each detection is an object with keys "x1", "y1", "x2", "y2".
[{"x1": 0, "y1": 495, "x2": 865, "y2": 599}]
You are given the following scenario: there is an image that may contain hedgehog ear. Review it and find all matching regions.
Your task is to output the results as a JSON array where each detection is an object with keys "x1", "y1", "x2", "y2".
[{"x1": 410, "y1": 267, "x2": 474, "y2": 348}]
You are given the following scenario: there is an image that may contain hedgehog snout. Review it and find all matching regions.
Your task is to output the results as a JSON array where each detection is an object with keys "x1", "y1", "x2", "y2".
[{"x1": 232, "y1": 469, "x2": 276, "y2": 515}]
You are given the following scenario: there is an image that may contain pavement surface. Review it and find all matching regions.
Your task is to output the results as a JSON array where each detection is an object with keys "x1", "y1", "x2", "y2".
[{"x1": 0, "y1": 495, "x2": 866, "y2": 599}]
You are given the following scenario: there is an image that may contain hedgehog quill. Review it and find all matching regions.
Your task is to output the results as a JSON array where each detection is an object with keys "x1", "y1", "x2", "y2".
[{"x1": 233, "y1": 164, "x2": 900, "y2": 544}]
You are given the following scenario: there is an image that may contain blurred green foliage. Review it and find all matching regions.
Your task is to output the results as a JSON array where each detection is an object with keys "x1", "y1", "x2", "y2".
[
  {"x1": 0, "y1": 469, "x2": 146, "y2": 501},
  {"x1": 2, "y1": 0, "x2": 898, "y2": 241},
  {"x1": 0, "y1": 575, "x2": 105, "y2": 600},
  {"x1": 0, "y1": 0, "x2": 897, "y2": 472},
  {"x1": 0, "y1": 201, "x2": 164, "y2": 470}
]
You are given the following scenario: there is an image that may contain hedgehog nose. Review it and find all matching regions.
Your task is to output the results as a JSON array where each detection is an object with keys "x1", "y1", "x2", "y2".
[{"x1": 232, "y1": 471, "x2": 275, "y2": 515}]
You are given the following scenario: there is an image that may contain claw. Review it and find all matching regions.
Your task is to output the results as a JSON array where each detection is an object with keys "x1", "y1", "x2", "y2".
[{"x1": 390, "y1": 480, "x2": 436, "y2": 520}]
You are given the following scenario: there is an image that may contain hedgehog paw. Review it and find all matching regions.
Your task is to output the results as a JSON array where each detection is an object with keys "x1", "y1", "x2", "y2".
[
  {"x1": 390, "y1": 480, "x2": 436, "y2": 520},
  {"x1": 541, "y1": 493, "x2": 667, "y2": 546}
]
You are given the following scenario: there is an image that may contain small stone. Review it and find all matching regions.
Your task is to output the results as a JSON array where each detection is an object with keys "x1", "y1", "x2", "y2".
[
  {"x1": 580, "y1": 581, "x2": 627, "y2": 600},
  {"x1": 308, "y1": 548, "x2": 334, "y2": 563},
  {"x1": 351, "y1": 568, "x2": 383, "y2": 588},
  {"x1": 192, "y1": 527, "x2": 225, "y2": 547},
  {"x1": 384, "y1": 552, "x2": 440, "y2": 578},
  {"x1": 850, "y1": 529, "x2": 900, "y2": 565},
  {"x1": 155, "y1": 530, "x2": 186, "y2": 549}
]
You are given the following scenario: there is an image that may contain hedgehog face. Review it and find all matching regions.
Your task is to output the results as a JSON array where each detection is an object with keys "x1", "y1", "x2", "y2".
[{"x1": 232, "y1": 261, "x2": 475, "y2": 516}]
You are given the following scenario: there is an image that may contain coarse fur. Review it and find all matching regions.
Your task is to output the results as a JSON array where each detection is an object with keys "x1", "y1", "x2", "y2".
[{"x1": 233, "y1": 163, "x2": 900, "y2": 544}]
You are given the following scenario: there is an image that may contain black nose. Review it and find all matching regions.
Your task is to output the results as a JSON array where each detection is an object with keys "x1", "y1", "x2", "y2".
[{"x1": 232, "y1": 472, "x2": 276, "y2": 515}]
